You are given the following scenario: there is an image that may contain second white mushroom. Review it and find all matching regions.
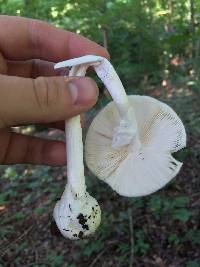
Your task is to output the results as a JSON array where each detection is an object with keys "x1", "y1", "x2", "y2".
[{"x1": 85, "y1": 56, "x2": 186, "y2": 197}]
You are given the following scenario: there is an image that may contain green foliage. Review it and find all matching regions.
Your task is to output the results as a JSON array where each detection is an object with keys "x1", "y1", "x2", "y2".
[
  {"x1": 14, "y1": 211, "x2": 26, "y2": 221},
  {"x1": 168, "y1": 229, "x2": 200, "y2": 247},
  {"x1": 168, "y1": 233, "x2": 180, "y2": 245},
  {"x1": 79, "y1": 238, "x2": 105, "y2": 257},
  {"x1": 1, "y1": 0, "x2": 200, "y2": 86},
  {"x1": 34, "y1": 207, "x2": 47, "y2": 215},
  {"x1": 0, "y1": 194, "x2": 8, "y2": 205},
  {"x1": 184, "y1": 230, "x2": 200, "y2": 246},
  {"x1": 148, "y1": 195, "x2": 163, "y2": 215},
  {"x1": 77, "y1": 218, "x2": 111, "y2": 257},
  {"x1": 172, "y1": 208, "x2": 191, "y2": 222},
  {"x1": 44, "y1": 251, "x2": 65, "y2": 267},
  {"x1": 15, "y1": 241, "x2": 28, "y2": 254},
  {"x1": 0, "y1": 224, "x2": 15, "y2": 239},
  {"x1": 148, "y1": 195, "x2": 191, "y2": 222},
  {"x1": 186, "y1": 261, "x2": 200, "y2": 267},
  {"x1": 134, "y1": 230, "x2": 150, "y2": 255},
  {"x1": 128, "y1": 197, "x2": 144, "y2": 209},
  {"x1": 117, "y1": 242, "x2": 130, "y2": 266}
]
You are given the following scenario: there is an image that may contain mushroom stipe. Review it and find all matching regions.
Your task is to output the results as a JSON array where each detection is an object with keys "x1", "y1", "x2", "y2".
[{"x1": 53, "y1": 55, "x2": 186, "y2": 240}]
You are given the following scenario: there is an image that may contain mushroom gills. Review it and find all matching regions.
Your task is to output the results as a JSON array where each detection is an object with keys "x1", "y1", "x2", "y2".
[{"x1": 85, "y1": 95, "x2": 186, "y2": 197}]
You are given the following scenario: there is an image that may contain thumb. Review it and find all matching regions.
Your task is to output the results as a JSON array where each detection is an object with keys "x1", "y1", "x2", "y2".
[{"x1": 0, "y1": 75, "x2": 98, "y2": 127}]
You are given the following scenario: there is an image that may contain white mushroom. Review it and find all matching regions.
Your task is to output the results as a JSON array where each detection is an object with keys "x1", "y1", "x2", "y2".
[
  {"x1": 53, "y1": 57, "x2": 102, "y2": 240},
  {"x1": 53, "y1": 55, "x2": 186, "y2": 238},
  {"x1": 84, "y1": 56, "x2": 186, "y2": 197}
]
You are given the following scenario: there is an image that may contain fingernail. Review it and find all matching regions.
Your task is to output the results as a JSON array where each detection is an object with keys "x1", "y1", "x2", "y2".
[{"x1": 68, "y1": 77, "x2": 98, "y2": 105}]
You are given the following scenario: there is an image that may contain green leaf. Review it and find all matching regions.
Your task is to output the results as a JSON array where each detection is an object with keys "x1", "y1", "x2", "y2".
[
  {"x1": 80, "y1": 239, "x2": 104, "y2": 257},
  {"x1": 135, "y1": 230, "x2": 150, "y2": 255},
  {"x1": 16, "y1": 241, "x2": 27, "y2": 253},
  {"x1": 53, "y1": 255, "x2": 63, "y2": 266},
  {"x1": 168, "y1": 233, "x2": 180, "y2": 245},
  {"x1": 45, "y1": 252, "x2": 64, "y2": 267},
  {"x1": 172, "y1": 208, "x2": 191, "y2": 222},
  {"x1": 185, "y1": 230, "x2": 200, "y2": 245},
  {"x1": 117, "y1": 243, "x2": 130, "y2": 253},
  {"x1": 34, "y1": 207, "x2": 46, "y2": 215},
  {"x1": 172, "y1": 196, "x2": 190, "y2": 208},
  {"x1": 129, "y1": 198, "x2": 144, "y2": 209},
  {"x1": 14, "y1": 212, "x2": 26, "y2": 221},
  {"x1": 0, "y1": 194, "x2": 8, "y2": 205},
  {"x1": 148, "y1": 196, "x2": 162, "y2": 215}
]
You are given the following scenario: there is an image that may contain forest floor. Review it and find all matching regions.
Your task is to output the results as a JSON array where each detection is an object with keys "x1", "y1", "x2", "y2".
[{"x1": 0, "y1": 79, "x2": 200, "y2": 267}]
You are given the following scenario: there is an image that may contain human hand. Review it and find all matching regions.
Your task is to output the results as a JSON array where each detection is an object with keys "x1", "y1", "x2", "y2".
[{"x1": 0, "y1": 16, "x2": 109, "y2": 166}]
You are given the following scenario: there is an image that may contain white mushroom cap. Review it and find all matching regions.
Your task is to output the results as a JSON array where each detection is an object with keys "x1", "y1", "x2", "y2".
[{"x1": 85, "y1": 95, "x2": 186, "y2": 197}]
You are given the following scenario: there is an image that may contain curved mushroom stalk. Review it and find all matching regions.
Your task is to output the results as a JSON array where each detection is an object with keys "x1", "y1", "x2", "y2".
[
  {"x1": 94, "y1": 58, "x2": 139, "y2": 149},
  {"x1": 53, "y1": 61, "x2": 101, "y2": 240},
  {"x1": 55, "y1": 55, "x2": 140, "y2": 150}
]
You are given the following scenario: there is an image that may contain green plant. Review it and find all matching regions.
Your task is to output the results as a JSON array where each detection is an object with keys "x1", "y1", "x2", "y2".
[
  {"x1": 186, "y1": 261, "x2": 200, "y2": 267},
  {"x1": 44, "y1": 252, "x2": 65, "y2": 267},
  {"x1": 184, "y1": 230, "x2": 200, "y2": 246},
  {"x1": 172, "y1": 208, "x2": 191, "y2": 222},
  {"x1": 134, "y1": 230, "x2": 150, "y2": 255},
  {"x1": 148, "y1": 195, "x2": 162, "y2": 215},
  {"x1": 168, "y1": 233, "x2": 180, "y2": 245},
  {"x1": 148, "y1": 195, "x2": 191, "y2": 222}
]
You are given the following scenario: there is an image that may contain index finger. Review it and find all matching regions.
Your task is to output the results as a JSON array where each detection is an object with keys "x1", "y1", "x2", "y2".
[{"x1": 0, "y1": 16, "x2": 109, "y2": 61}]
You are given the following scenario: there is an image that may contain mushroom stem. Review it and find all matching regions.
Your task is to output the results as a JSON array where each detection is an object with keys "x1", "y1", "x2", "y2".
[
  {"x1": 94, "y1": 58, "x2": 130, "y2": 117},
  {"x1": 53, "y1": 62, "x2": 101, "y2": 239},
  {"x1": 66, "y1": 65, "x2": 87, "y2": 198},
  {"x1": 94, "y1": 58, "x2": 140, "y2": 149},
  {"x1": 55, "y1": 55, "x2": 140, "y2": 149}
]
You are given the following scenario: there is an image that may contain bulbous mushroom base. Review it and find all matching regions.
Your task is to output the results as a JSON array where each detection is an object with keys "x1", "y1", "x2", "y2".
[{"x1": 53, "y1": 185, "x2": 101, "y2": 240}]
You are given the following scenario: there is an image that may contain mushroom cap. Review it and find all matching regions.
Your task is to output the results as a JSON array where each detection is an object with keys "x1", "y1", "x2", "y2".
[
  {"x1": 54, "y1": 55, "x2": 103, "y2": 69},
  {"x1": 53, "y1": 185, "x2": 101, "y2": 240},
  {"x1": 85, "y1": 95, "x2": 186, "y2": 197}
]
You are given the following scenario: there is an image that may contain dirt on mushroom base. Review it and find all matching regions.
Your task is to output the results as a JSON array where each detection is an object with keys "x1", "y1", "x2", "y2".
[{"x1": 0, "y1": 84, "x2": 199, "y2": 267}]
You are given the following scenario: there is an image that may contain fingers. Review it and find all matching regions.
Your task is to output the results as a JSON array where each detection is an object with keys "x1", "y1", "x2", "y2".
[
  {"x1": 44, "y1": 121, "x2": 65, "y2": 131},
  {"x1": 0, "y1": 75, "x2": 98, "y2": 127},
  {"x1": 0, "y1": 16, "x2": 109, "y2": 61},
  {"x1": 6, "y1": 59, "x2": 67, "y2": 78},
  {"x1": 0, "y1": 129, "x2": 66, "y2": 165}
]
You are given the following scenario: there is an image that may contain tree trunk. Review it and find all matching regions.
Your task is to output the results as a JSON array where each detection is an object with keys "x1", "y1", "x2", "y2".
[
  {"x1": 189, "y1": 0, "x2": 195, "y2": 59},
  {"x1": 101, "y1": 27, "x2": 108, "y2": 50}
]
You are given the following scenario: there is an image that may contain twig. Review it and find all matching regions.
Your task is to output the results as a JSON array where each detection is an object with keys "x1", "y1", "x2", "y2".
[
  {"x1": 128, "y1": 208, "x2": 134, "y2": 267},
  {"x1": 0, "y1": 225, "x2": 34, "y2": 257}
]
